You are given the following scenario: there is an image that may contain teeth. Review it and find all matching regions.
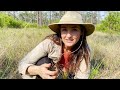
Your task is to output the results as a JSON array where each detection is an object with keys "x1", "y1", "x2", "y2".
[{"x1": 66, "y1": 40, "x2": 72, "y2": 42}]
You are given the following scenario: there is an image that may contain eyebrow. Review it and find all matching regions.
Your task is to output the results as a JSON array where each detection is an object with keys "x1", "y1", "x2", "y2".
[
  {"x1": 61, "y1": 26, "x2": 66, "y2": 28},
  {"x1": 71, "y1": 26, "x2": 78, "y2": 28}
]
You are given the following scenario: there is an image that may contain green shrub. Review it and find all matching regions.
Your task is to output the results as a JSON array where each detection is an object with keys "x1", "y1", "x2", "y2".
[
  {"x1": 8, "y1": 20, "x2": 24, "y2": 28},
  {"x1": 0, "y1": 17, "x2": 5, "y2": 27},
  {"x1": 96, "y1": 12, "x2": 120, "y2": 33},
  {"x1": 0, "y1": 13, "x2": 37, "y2": 28},
  {"x1": 0, "y1": 13, "x2": 12, "y2": 27}
]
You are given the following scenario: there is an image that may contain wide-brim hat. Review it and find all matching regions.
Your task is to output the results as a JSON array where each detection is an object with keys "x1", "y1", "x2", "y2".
[{"x1": 48, "y1": 11, "x2": 95, "y2": 36}]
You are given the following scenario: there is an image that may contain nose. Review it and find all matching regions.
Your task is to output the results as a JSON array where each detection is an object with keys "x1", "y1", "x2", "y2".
[{"x1": 66, "y1": 31, "x2": 72, "y2": 37}]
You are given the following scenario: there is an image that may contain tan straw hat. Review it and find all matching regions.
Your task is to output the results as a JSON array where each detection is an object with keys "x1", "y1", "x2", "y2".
[{"x1": 48, "y1": 11, "x2": 95, "y2": 36}]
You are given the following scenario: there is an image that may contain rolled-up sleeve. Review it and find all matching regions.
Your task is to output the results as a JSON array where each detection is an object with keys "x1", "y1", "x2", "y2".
[{"x1": 18, "y1": 39, "x2": 53, "y2": 79}]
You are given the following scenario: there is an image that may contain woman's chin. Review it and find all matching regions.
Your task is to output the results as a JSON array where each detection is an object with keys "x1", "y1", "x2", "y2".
[{"x1": 65, "y1": 43, "x2": 75, "y2": 47}]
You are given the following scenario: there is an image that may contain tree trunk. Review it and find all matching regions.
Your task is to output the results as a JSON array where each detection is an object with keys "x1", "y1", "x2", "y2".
[
  {"x1": 37, "y1": 11, "x2": 42, "y2": 27},
  {"x1": 50, "y1": 11, "x2": 52, "y2": 24}
]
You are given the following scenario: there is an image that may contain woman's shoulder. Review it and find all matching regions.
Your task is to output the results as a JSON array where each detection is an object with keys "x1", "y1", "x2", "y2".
[
  {"x1": 44, "y1": 34, "x2": 61, "y2": 45},
  {"x1": 39, "y1": 34, "x2": 60, "y2": 46},
  {"x1": 45, "y1": 34, "x2": 60, "y2": 40}
]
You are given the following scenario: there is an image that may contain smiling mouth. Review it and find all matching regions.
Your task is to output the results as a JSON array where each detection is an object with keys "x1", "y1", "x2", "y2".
[{"x1": 65, "y1": 40, "x2": 73, "y2": 43}]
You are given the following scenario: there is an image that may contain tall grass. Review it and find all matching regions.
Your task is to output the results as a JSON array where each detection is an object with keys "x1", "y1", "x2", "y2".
[
  {"x1": 0, "y1": 28, "x2": 120, "y2": 79},
  {"x1": 88, "y1": 31, "x2": 120, "y2": 79},
  {"x1": 0, "y1": 28, "x2": 54, "y2": 79}
]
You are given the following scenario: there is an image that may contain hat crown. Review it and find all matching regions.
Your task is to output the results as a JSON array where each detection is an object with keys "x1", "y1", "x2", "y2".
[
  {"x1": 59, "y1": 11, "x2": 83, "y2": 24},
  {"x1": 48, "y1": 11, "x2": 95, "y2": 36}
]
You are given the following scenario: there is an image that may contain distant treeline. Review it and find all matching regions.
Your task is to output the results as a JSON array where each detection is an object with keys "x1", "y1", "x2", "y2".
[
  {"x1": 0, "y1": 11, "x2": 120, "y2": 33},
  {"x1": 0, "y1": 13, "x2": 37, "y2": 28}
]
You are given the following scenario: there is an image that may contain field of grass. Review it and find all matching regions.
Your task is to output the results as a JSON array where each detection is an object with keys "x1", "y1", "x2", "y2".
[
  {"x1": 0, "y1": 28, "x2": 54, "y2": 79},
  {"x1": 88, "y1": 31, "x2": 120, "y2": 79},
  {"x1": 0, "y1": 28, "x2": 120, "y2": 79}
]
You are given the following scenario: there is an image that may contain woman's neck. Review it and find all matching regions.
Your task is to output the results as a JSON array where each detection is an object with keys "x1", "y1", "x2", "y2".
[{"x1": 64, "y1": 46, "x2": 72, "y2": 52}]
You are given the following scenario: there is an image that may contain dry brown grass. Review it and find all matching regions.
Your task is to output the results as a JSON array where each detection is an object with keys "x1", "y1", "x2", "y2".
[
  {"x1": 88, "y1": 31, "x2": 120, "y2": 79},
  {"x1": 0, "y1": 28, "x2": 120, "y2": 79},
  {"x1": 0, "y1": 28, "x2": 54, "y2": 79}
]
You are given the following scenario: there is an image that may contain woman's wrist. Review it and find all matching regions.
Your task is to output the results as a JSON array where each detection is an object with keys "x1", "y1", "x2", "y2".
[{"x1": 27, "y1": 65, "x2": 39, "y2": 75}]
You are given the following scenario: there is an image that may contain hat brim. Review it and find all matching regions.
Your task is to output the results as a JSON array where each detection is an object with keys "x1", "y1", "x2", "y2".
[{"x1": 48, "y1": 23, "x2": 95, "y2": 36}]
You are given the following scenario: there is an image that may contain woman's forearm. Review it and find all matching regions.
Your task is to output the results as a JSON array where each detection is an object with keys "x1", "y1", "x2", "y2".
[{"x1": 26, "y1": 65, "x2": 39, "y2": 76}]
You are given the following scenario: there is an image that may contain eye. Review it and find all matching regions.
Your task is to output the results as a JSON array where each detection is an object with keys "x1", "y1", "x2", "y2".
[
  {"x1": 61, "y1": 28, "x2": 67, "y2": 32},
  {"x1": 72, "y1": 29, "x2": 78, "y2": 31}
]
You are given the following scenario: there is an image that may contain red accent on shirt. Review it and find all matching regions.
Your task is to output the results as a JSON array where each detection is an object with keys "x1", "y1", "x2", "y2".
[{"x1": 59, "y1": 51, "x2": 72, "y2": 69}]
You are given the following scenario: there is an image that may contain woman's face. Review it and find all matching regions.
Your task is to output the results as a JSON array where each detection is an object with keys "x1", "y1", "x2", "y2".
[{"x1": 60, "y1": 24, "x2": 82, "y2": 50}]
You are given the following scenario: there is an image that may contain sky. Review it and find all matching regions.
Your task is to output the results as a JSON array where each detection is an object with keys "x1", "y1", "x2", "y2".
[{"x1": 100, "y1": 11, "x2": 107, "y2": 19}]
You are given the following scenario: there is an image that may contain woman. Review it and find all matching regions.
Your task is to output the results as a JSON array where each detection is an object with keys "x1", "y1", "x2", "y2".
[{"x1": 18, "y1": 11, "x2": 95, "y2": 79}]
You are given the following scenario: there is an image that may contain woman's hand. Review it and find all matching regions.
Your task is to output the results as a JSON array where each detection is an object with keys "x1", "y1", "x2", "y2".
[{"x1": 27, "y1": 63, "x2": 58, "y2": 79}]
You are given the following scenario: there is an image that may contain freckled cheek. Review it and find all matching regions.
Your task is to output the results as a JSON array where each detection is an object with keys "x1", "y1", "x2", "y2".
[{"x1": 73, "y1": 33, "x2": 81, "y2": 40}]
